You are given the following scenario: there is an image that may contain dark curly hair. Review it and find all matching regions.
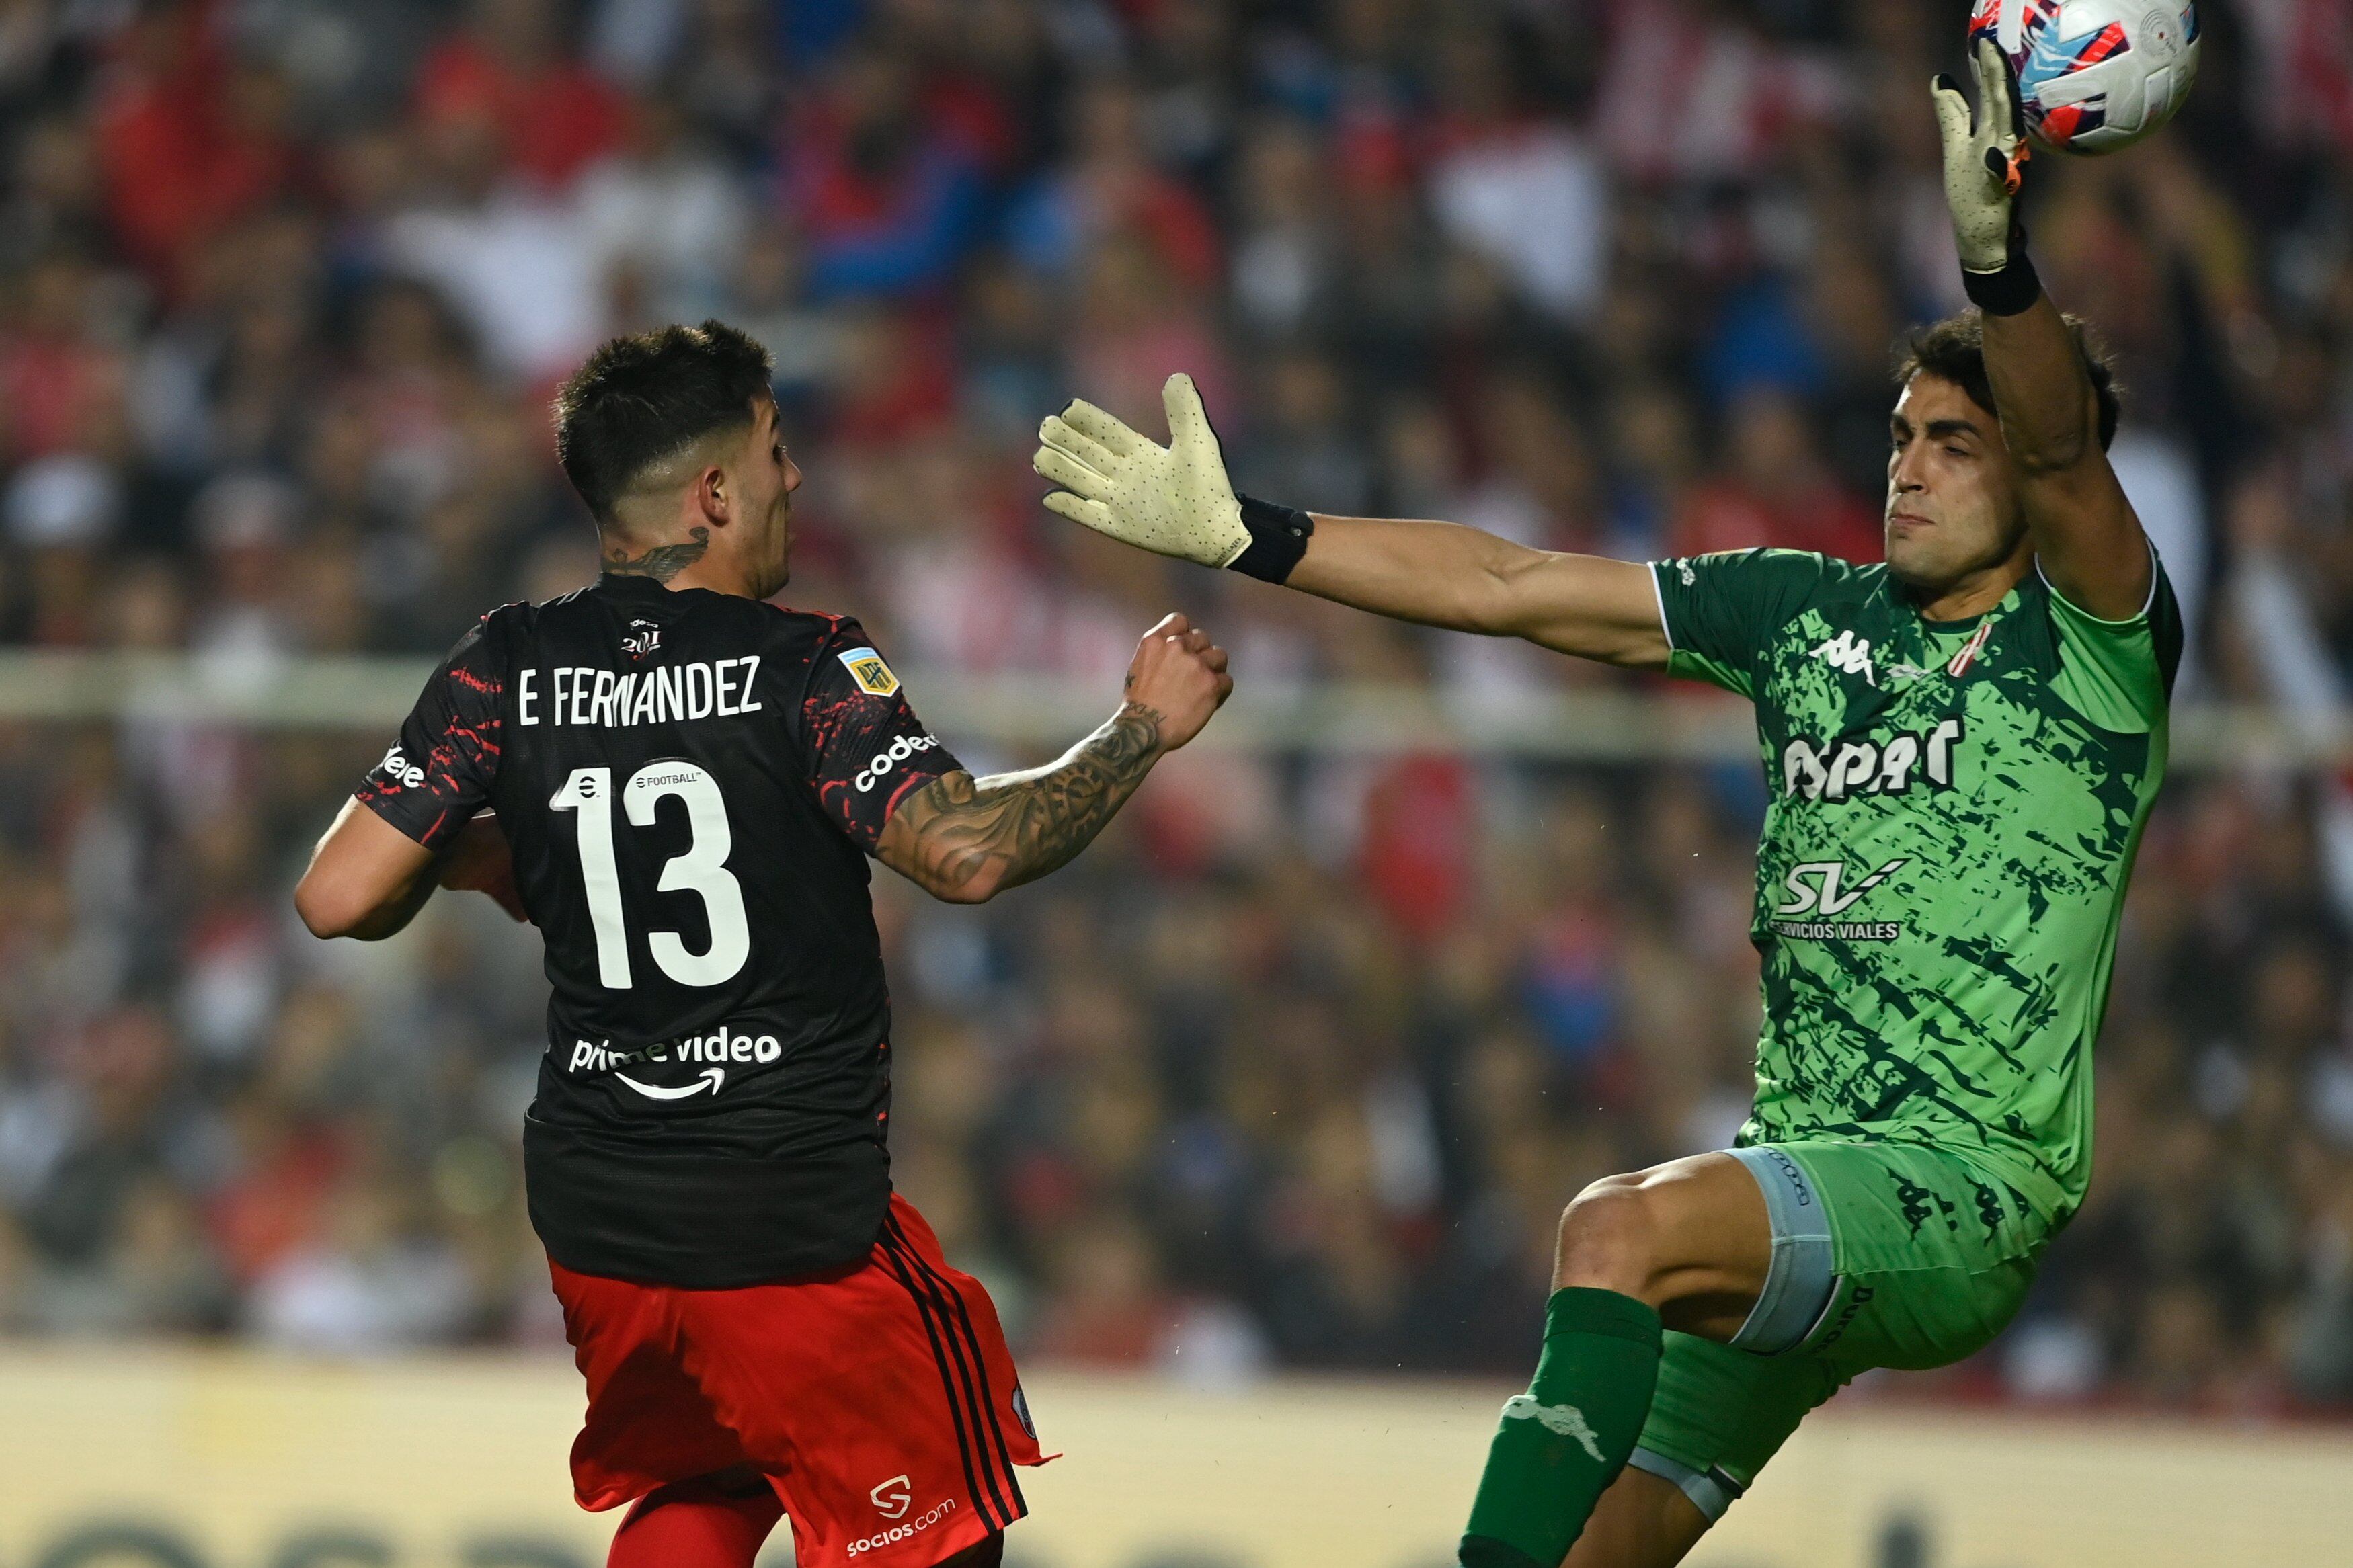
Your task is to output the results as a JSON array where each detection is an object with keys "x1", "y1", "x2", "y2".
[
  {"x1": 1895, "y1": 309, "x2": 2122, "y2": 452},
  {"x1": 553, "y1": 321, "x2": 774, "y2": 526}
]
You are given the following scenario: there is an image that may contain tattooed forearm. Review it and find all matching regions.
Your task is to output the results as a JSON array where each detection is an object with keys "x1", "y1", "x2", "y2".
[
  {"x1": 884, "y1": 702, "x2": 1165, "y2": 901},
  {"x1": 602, "y1": 526, "x2": 711, "y2": 583}
]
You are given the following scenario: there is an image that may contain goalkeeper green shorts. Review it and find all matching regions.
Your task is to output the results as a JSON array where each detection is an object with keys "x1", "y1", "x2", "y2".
[{"x1": 1627, "y1": 1141, "x2": 2054, "y2": 1522}]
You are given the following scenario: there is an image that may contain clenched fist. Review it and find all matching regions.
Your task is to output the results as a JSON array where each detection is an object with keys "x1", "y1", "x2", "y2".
[{"x1": 1122, "y1": 612, "x2": 1233, "y2": 753}]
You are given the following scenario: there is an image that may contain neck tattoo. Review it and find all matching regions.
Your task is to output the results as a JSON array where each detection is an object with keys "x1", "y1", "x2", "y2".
[{"x1": 603, "y1": 526, "x2": 711, "y2": 584}]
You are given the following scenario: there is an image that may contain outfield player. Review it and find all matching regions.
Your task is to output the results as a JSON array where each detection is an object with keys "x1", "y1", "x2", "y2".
[
  {"x1": 294, "y1": 321, "x2": 1232, "y2": 1568},
  {"x1": 1031, "y1": 46, "x2": 2174, "y2": 1567}
]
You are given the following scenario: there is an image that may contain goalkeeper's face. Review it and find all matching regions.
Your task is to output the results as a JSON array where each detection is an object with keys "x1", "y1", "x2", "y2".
[{"x1": 1884, "y1": 372, "x2": 2028, "y2": 595}]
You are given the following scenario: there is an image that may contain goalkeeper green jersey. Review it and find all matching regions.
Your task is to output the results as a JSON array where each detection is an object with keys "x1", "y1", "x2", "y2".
[{"x1": 1651, "y1": 548, "x2": 2181, "y2": 1225}]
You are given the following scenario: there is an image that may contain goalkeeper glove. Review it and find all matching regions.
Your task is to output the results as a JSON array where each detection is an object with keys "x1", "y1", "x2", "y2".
[
  {"x1": 1034, "y1": 373, "x2": 1314, "y2": 583},
  {"x1": 1932, "y1": 37, "x2": 2041, "y2": 316}
]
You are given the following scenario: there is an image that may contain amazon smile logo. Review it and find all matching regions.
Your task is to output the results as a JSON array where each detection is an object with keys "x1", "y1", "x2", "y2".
[
  {"x1": 619, "y1": 1066, "x2": 725, "y2": 1100},
  {"x1": 565, "y1": 1028, "x2": 786, "y2": 1100}
]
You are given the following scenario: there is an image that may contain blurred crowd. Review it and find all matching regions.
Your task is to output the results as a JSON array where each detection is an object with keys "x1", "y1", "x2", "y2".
[{"x1": 2, "y1": 0, "x2": 2352, "y2": 1409}]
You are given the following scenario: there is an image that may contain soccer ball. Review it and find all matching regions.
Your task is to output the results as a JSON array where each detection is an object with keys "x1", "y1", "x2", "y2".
[{"x1": 1968, "y1": 0, "x2": 2200, "y2": 155}]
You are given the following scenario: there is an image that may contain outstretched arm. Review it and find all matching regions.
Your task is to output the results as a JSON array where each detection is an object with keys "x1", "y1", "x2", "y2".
[
  {"x1": 874, "y1": 614, "x2": 1230, "y2": 903},
  {"x1": 1936, "y1": 40, "x2": 2149, "y2": 618},
  {"x1": 1033, "y1": 375, "x2": 1666, "y2": 668},
  {"x1": 1284, "y1": 515, "x2": 1667, "y2": 667}
]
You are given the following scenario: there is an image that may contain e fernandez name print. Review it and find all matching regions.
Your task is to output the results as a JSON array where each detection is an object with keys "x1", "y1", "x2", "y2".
[{"x1": 518, "y1": 657, "x2": 764, "y2": 729}]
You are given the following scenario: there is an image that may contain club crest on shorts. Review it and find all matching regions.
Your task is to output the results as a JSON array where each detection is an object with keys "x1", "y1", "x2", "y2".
[
  {"x1": 1011, "y1": 1383, "x2": 1036, "y2": 1439},
  {"x1": 838, "y1": 647, "x2": 900, "y2": 697},
  {"x1": 870, "y1": 1474, "x2": 912, "y2": 1519}
]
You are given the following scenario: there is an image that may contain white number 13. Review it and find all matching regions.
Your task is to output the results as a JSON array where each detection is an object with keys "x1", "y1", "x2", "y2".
[{"x1": 549, "y1": 762, "x2": 750, "y2": 989}]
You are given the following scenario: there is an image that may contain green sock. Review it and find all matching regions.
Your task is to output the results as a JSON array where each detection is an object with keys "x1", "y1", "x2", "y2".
[{"x1": 1459, "y1": 1287, "x2": 1664, "y2": 1568}]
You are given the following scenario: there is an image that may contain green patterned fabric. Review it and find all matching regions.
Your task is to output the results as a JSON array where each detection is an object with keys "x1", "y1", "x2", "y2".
[
  {"x1": 1651, "y1": 548, "x2": 2181, "y2": 1226},
  {"x1": 1632, "y1": 1138, "x2": 2049, "y2": 1501}
]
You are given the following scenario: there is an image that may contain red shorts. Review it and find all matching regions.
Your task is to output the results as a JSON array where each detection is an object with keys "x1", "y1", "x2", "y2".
[{"x1": 549, "y1": 1194, "x2": 1048, "y2": 1567}]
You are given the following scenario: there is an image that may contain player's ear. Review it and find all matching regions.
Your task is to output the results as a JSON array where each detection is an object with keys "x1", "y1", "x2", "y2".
[{"x1": 694, "y1": 461, "x2": 731, "y2": 527}]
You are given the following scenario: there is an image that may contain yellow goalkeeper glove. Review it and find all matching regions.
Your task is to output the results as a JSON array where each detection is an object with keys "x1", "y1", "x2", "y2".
[
  {"x1": 1932, "y1": 37, "x2": 2042, "y2": 315},
  {"x1": 1034, "y1": 373, "x2": 1250, "y2": 567}
]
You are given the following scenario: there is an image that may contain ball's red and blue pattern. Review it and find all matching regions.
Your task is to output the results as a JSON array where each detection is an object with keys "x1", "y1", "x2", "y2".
[{"x1": 1969, "y1": 0, "x2": 2200, "y2": 155}]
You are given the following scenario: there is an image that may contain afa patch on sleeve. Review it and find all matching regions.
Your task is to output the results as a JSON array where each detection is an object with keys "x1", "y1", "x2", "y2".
[{"x1": 837, "y1": 647, "x2": 900, "y2": 697}]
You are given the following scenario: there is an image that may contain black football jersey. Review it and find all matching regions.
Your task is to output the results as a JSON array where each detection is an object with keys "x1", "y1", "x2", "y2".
[{"x1": 357, "y1": 574, "x2": 964, "y2": 1286}]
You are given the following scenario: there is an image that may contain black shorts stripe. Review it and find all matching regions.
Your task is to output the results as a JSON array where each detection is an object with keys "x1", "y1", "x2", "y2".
[
  {"x1": 875, "y1": 1234, "x2": 1000, "y2": 1532},
  {"x1": 890, "y1": 1217, "x2": 1027, "y2": 1518},
  {"x1": 883, "y1": 1221, "x2": 1018, "y2": 1526}
]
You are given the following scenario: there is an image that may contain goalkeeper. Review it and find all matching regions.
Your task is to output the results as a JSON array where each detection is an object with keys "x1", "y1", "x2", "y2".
[{"x1": 1033, "y1": 45, "x2": 2178, "y2": 1568}]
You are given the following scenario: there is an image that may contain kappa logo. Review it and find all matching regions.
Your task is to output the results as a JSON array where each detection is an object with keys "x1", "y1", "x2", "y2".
[
  {"x1": 1499, "y1": 1395, "x2": 1605, "y2": 1463},
  {"x1": 870, "y1": 1475, "x2": 912, "y2": 1520},
  {"x1": 838, "y1": 646, "x2": 900, "y2": 697},
  {"x1": 1810, "y1": 629, "x2": 1878, "y2": 687}
]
